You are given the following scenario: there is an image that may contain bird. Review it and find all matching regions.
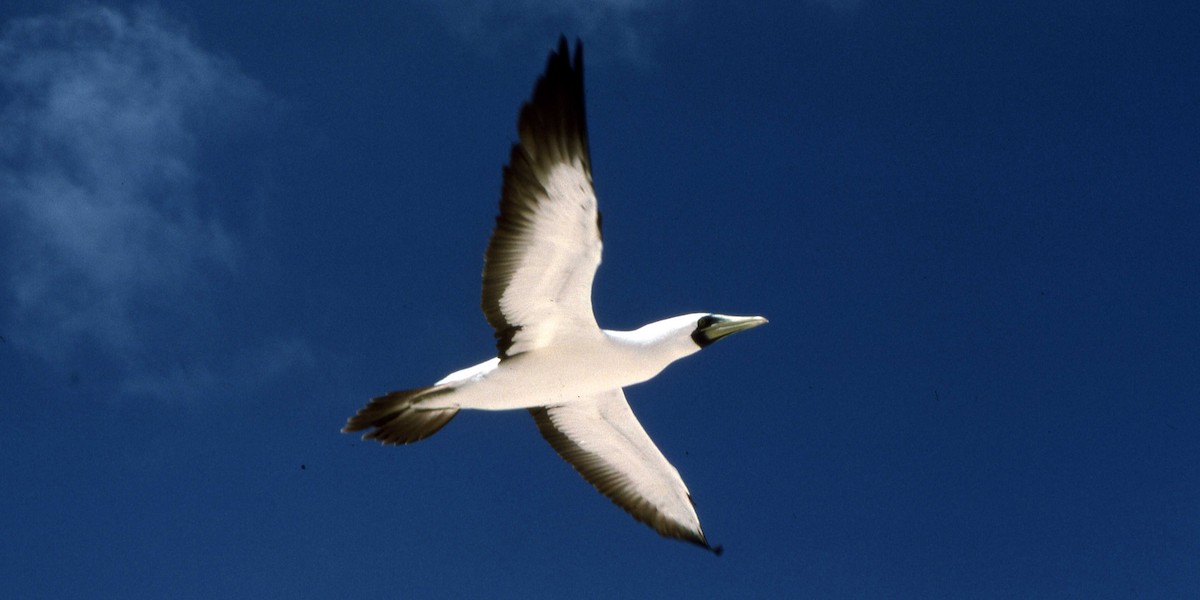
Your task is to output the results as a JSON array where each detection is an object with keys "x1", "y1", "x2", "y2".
[{"x1": 344, "y1": 37, "x2": 766, "y2": 554}]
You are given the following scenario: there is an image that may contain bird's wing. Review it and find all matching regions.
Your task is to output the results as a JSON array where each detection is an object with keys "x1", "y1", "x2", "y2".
[
  {"x1": 482, "y1": 37, "x2": 602, "y2": 358},
  {"x1": 529, "y1": 389, "x2": 715, "y2": 550}
]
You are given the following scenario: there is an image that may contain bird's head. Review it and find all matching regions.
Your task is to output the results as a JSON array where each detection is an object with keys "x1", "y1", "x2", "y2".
[
  {"x1": 615, "y1": 313, "x2": 768, "y2": 383},
  {"x1": 688, "y1": 313, "x2": 769, "y2": 348},
  {"x1": 631, "y1": 313, "x2": 768, "y2": 357}
]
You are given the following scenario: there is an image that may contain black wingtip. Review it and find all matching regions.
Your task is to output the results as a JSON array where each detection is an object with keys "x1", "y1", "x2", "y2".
[
  {"x1": 687, "y1": 531, "x2": 723, "y2": 556},
  {"x1": 694, "y1": 536, "x2": 724, "y2": 556},
  {"x1": 550, "y1": 34, "x2": 583, "y2": 70}
]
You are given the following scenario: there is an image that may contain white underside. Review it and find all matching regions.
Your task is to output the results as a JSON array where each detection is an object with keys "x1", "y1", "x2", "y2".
[
  {"x1": 420, "y1": 328, "x2": 694, "y2": 411},
  {"x1": 412, "y1": 323, "x2": 710, "y2": 542}
]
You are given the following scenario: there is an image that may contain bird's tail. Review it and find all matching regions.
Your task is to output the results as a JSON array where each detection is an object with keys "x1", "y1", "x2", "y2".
[{"x1": 343, "y1": 385, "x2": 458, "y2": 445}]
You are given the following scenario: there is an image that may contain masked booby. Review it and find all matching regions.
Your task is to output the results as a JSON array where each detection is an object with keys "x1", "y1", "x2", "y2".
[{"x1": 344, "y1": 37, "x2": 766, "y2": 554}]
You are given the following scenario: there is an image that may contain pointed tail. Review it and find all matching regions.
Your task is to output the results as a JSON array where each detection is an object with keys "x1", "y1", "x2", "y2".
[{"x1": 343, "y1": 385, "x2": 458, "y2": 445}]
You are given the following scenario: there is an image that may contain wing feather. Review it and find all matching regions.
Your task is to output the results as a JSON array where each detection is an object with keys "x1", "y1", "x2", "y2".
[
  {"x1": 482, "y1": 37, "x2": 602, "y2": 358},
  {"x1": 530, "y1": 389, "x2": 717, "y2": 551}
]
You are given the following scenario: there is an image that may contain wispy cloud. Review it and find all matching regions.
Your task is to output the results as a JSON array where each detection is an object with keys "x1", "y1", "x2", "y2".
[
  {"x1": 0, "y1": 5, "x2": 256, "y2": 355},
  {"x1": 0, "y1": 6, "x2": 309, "y2": 398},
  {"x1": 120, "y1": 337, "x2": 317, "y2": 403}
]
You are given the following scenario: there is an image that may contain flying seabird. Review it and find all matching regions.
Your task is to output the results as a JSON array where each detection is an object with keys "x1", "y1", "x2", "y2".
[{"x1": 344, "y1": 37, "x2": 766, "y2": 553}]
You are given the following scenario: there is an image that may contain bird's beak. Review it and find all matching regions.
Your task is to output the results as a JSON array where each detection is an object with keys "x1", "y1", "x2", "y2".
[{"x1": 699, "y1": 314, "x2": 768, "y2": 345}]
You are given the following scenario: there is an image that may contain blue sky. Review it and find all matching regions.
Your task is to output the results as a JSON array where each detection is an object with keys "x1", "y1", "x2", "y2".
[{"x1": 1, "y1": 1, "x2": 1197, "y2": 597}]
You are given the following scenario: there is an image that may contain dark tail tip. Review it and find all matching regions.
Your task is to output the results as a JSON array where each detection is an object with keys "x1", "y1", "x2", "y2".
[{"x1": 343, "y1": 386, "x2": 457, "y2": 444}]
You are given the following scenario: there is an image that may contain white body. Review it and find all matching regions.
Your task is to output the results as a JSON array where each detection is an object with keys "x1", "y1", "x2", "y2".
[
  {"x1": 345, "y1": 40, "x2": 765, "y2": 552},
  {"x1": 424, "y1": 316, "x2": 705, "y2": 411}
]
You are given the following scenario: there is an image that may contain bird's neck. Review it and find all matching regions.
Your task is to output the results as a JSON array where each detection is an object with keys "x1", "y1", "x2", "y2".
[{"x1": 601, "y1": 327, "x2": 700, "y2": 386}]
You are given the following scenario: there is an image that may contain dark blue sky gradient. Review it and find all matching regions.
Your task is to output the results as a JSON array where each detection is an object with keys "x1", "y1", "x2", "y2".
[{"x1": 2, "y1": 1, "x2": 1197, "y2": 597}]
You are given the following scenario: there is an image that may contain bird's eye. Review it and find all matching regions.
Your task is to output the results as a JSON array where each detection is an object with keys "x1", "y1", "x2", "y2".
[{"x1": 697, "y1": 316, "x2": 717, "y2": 329}]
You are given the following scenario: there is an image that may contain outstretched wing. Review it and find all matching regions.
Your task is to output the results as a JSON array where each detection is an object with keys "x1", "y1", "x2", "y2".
[
  {"x1": 482, "y1": 37, "x2": 603, "y2": 358},
  {"x1": 530, "y1": 389, "x2": 718, "y2": 552}
]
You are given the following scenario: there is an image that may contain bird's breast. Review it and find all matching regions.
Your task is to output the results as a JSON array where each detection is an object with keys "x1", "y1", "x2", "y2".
[{"x1": 437, "y1": 337, "x2": 671, "y2": 410}]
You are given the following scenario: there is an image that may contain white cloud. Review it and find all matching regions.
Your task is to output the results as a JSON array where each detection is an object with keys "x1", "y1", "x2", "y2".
[
  {"x1": 0, "y1": 5, "x2": 315, "y2": 402},
  {"x1": 0, "y1": 5, "x2": 257, "y2": 359}
]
